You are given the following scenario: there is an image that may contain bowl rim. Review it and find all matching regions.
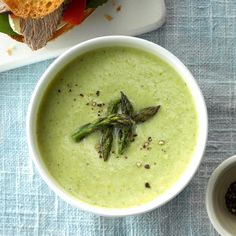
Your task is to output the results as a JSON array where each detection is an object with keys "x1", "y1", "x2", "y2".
[
  {"x1": 27, "y1": 35, "x2": 208, "y2": 217},
  {"x1": 206, "y1": 155, "x2": 236, "y2": 236}
]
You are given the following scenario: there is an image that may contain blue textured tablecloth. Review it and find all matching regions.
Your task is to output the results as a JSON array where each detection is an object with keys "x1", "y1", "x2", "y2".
[{"x1": 1, "y1": 1, "x2": 236, "y2": 235}]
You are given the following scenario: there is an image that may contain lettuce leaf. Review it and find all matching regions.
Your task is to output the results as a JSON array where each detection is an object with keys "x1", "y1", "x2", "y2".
[
  {"x1": 0, "y1": 14, "x2": 19, "y2": 36},
  {"x1": 86, "y1": 0, "x2": 109, "y2": 8}
]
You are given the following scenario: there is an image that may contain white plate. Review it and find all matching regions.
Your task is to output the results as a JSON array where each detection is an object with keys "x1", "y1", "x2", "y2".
[{"x1": 0, "y1": 0, "x2": 165, "y2": 72}]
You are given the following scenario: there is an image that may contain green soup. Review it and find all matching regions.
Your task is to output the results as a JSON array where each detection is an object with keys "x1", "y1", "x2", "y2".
[{"x1": 37, "y1": 47, "x2": 198, "y2": 208}]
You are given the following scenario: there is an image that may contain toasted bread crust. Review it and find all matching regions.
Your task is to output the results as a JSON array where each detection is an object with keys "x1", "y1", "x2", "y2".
[{"x1": 3, "y1": 0, "x2": 64, "y2": 19}]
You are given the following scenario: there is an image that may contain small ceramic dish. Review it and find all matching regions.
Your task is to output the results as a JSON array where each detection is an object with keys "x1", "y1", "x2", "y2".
[{"x1": 206, "y1": 155, "x2": 236, "y2": 236}]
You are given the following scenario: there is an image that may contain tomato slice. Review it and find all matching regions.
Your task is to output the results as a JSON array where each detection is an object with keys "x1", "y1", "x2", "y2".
[{"x1": 63, "y1": 0, "x2": 87, "y2": 25}]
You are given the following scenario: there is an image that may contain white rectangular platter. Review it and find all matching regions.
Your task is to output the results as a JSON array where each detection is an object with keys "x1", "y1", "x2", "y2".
[{"x1": 0, "y1": 0, "x2": 165, "y2": 72}]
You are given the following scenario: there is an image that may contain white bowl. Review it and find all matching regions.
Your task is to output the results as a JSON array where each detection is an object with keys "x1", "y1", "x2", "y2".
[
  {"x1": 27, "y1": 36, "x2": 208, "y2": 217},
  {"x1": 206, "y1": 155, "x2": 236, "y2": 236}
]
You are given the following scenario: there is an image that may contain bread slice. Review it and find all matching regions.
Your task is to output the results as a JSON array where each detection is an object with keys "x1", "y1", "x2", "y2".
[{"x1": 2, "y1": 0, "x2": 64, "y2": 19}]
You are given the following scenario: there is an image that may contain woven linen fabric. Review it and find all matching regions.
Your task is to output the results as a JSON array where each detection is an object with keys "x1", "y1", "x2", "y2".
[{"x1": 1, "y1": 0, "x2": 236, "y2": 235}]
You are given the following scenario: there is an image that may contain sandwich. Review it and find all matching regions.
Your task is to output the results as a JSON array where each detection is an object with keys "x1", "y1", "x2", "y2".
[{"x1": 0, "y1": 0, "x2": 108, "y2": 50}]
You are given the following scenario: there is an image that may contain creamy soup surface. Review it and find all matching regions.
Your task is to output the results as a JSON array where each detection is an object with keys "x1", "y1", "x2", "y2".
[{"x1": 37, "y1": 47, "x2": 198, "y2": 208}]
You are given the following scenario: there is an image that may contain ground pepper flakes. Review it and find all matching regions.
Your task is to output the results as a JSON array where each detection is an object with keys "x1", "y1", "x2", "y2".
[
  {"x1": 144, "y1": 164, "x2": 150, "y2": 169},
  {"x1": 136, "y1": 162, "x2": 142, "y2": 167},
  {"x1": 159, "y1": 140, "x2": 165, "y2": 145}
]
